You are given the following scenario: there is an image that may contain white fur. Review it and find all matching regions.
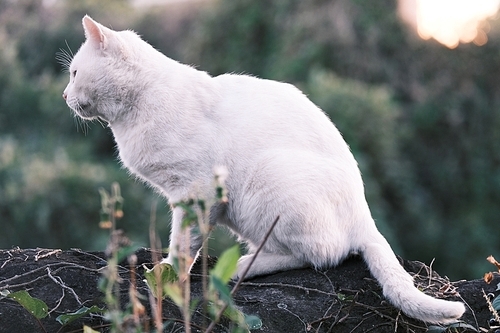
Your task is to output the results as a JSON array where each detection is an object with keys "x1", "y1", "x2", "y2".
[{"x1": 63, "y1": 16, "x2": 465, "y2": 324}]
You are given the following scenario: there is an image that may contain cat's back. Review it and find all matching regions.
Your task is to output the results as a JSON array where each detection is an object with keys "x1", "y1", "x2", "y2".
[
  {"x1": 214, "y1": 73, "x2": 306, "y2": 110},
  {"x1": 212, "y1": 73, "x2": 348, "y2": 157}
]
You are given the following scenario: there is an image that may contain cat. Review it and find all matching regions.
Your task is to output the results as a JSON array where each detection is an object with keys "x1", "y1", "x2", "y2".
[{"x1": 63, "y1": 15, "x2": 465, "y2": 324}]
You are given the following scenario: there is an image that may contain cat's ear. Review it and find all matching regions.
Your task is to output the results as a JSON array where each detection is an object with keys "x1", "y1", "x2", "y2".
[{"x1": 82, "y1": 15, "x2": 110, "y2": 51}]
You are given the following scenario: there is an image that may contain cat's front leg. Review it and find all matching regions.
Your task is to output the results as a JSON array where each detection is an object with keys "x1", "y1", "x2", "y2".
[{"x1": 161, "y1": 205, "x2": 203, "y2": 274}]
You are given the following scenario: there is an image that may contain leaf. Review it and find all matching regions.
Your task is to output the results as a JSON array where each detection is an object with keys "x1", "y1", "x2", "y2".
[
  {"x1": 99, "y1": 211, "x2": 111, "y2": 228},
  {"x1": 164, "y1": 283, "x2": 184, "y2": 308},
  {"x1": 174, "y1": 200, "x2": 198, "y2": 228},
  {"x1": 485, "y1": 272, "x2": 494, "y2": 284},
  {"x1": 83, "y1": 325, "x2": 100, "y2": 333},
  {"x1": 210, "y1": 244, "x2": 240, "y2": 284},
  {"x1": 336, "y1": 293, "x2": 354, "y2": 302},
  {"x1": 7, "y1": 290, "x2": 48, "y2": 319},
  {"x1": 143, "y1": 263, "x2": 178, "y2": 299},
  {"x1": 244, "y1": 314, "x2": 263, "y2": 330},
  {"x1": 190, "y1": 299, "x2": 200, "y2": 314},
  {"x1": 446, "y1": 322, "x2": 478, "y2": 332},
  {"x1": 0, "y1": 290, "x2": 10, "y2": 299},
  {"x1": 428, "y1": 322, "x2": 479, "y2": 332},
  {"x1": 115, "y1": 245, "x2": 138, "y2": 264},
  {"x1": 231, "y1": 326, "x2": 250, "y2": 333},
  {"x1": 56, "y1": 305, "x2": 105, "y2": 326},
  {"x1": 210, "y1": 275, "x2": 233, "y2": 304},
  {"x1": 487, "y1": 255, "x2": 500, "y2": 271},
  {"x1": 492, "y1": 294, "x2": 500, "y2": 311},
  {"x1": 222, "y1": 305, "x2": 245, "y2": 327},
  {"x1": 197, "y1": 199, "x2": 206, "y2": 212}
]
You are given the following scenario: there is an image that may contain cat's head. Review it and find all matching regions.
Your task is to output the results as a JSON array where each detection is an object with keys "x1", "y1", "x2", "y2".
[{"x1": 62, "y1": 16, "x2": 143, "y2": 123}]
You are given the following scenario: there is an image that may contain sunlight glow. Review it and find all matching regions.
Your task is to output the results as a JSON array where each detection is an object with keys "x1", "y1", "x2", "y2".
[{"x1": 399, "y1": 0, "x2": 500, "y2": 48}]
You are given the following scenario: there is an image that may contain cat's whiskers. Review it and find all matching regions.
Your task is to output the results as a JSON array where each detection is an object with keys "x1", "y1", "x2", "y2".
[
  {"x1": 65, "y1": 40, "x2": 74, "y2": 58},
  {"x1": 68, "y1": 98, "x2": 89, "y2": 135},
  {"x1": 56, "y1": 44, "x2": 74, "y2": 72},
  {"x1": 95, "y1": 118, "x2": 107, "y2": 129},
  {"x1": 72, "y1": 114, "x2": 83, "y2": 134},
  {"x1": 74, "y1": 113, "x2": 91, "y2": 136}
]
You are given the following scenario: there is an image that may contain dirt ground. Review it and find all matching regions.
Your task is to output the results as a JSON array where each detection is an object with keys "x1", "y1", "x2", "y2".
[{"x1": 0, "y1": 247, "x2": 498, "y2": 333}]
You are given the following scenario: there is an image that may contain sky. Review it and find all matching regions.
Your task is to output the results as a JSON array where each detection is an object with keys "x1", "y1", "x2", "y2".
[
  {"x1": 133, "y1": 0, "x2": 500, "y2": 49},
  {"x1": 399, "y1": 0, "x2": 500, "y2": 48}
]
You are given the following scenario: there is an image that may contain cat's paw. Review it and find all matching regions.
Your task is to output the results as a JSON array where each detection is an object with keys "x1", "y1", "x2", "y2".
[
  {"x1": 232, "y1": 254, "x2": 256, "y2": 281},
  {"x1": 160, "y1": 255, "x2": 174, "y2": 266},
  {"x1": 232, "y1": 253, "x2": 306, "y2": 281}
]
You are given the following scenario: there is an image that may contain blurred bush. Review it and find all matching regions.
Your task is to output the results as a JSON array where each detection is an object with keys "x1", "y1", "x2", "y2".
[
  {"x1": 1, "y1": 0, "x2": 500, "y2": 279},
  {"x1": 185, "y1": 0, "x2": 500, "y2": 279}
]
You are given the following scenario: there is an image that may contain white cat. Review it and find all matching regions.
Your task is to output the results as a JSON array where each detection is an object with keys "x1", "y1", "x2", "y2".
[{"x1": 63, "y1": 16, "x2": 465, "y2": 324}]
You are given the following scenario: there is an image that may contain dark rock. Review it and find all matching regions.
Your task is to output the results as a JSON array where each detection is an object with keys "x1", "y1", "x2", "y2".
[{"x1": 0, "y1": 248, "x2": 496, "y2": 332}]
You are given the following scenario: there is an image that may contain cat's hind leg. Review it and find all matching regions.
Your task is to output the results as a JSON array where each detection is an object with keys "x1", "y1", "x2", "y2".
[{"x1": 234, "y1": 252, "x2": 308, "y2": 280}]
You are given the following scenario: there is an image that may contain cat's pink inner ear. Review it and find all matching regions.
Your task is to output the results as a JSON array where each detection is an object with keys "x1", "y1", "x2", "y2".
[{"x1": 82, "y1": 15, "x2": 107, "y2": 50}]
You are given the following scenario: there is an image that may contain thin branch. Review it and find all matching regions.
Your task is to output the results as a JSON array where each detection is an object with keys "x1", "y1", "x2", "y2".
[
  {"x1": 238, "y1": 281, "x2": 337, "y2": 297},
  {"x1": 69, "y1": 249, "x2": 108, "y2": 264},
  {"x1": 458, "y1": 292, "x2": 479, "y2": 331},
  {"x1": 148, "y1": 200, "x2": 164, "y2": 332},
  {"x1": 352, "y1": 301, "x2": 426, "y2": 331},
  {"x1": 48, "y1": 289, "x2": 65, "y2": 315},
  {"x1": 230, "y1": 215, "x2": 280, "y2": 296},
  {"x1": 204, "y1": 215, "x2": 280, "y2": 333},
  {"x1": 311, "y1": 291, "x2": 360, "y2": 330},
  {"x1": 35, "y1": 249, "x2": 62, "y2": 262},
  {"x1": 427, "y1": 258, "x2": 435, "y2": 288},
  {"x1": 46, "y1": 267, "x2": 82, "y2": 305},
  {"x1": 0, "y1": 262, "x2": 103, "y2": 290},
  {"x1": 483, "y1": 288, "x2": 500, "y2": 324}
]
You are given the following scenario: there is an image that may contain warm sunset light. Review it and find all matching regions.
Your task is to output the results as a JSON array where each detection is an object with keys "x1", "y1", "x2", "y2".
[{"x1": 399, "y1": 0, "x2": 500, "y2": 48}]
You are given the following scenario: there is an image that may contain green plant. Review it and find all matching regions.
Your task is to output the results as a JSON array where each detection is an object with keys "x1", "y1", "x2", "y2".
[
  {"x1": 1, "y1": 290, "x2": 48, "y2": 331},
  {"x1": 0, "y1": 178, "x2": 269, "y2": 332},
  {"x1": 483, "y1": 255, "x2": 500, "y2": 332},
  {"x1": 143, "y1": 169, "x2": 267, "y2": 333},
  {"x1": 0, "y1": 288, "x2": 105, "y2": 332},
  {"x1": 96, "y1": 183, "x2": 152, "y2": 332},
  {"x1": 0, "y1": 183, "x2": 146, "y2": 333}
]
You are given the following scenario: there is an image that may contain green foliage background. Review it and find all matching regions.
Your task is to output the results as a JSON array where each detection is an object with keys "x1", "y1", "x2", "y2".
[{"x1": 1, "y1": 0, "x2": 499, "y2": 280}]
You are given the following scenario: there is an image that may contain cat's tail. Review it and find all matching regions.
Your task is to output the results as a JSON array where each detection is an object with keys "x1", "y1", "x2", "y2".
[{"x1": 361, "y1": 233, "x2": 465, "y2": 324}]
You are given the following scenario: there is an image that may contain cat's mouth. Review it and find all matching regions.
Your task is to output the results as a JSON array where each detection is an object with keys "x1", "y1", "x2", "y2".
[{"x1": 73, "y1": 101, "x2": 95, "y2": 119}]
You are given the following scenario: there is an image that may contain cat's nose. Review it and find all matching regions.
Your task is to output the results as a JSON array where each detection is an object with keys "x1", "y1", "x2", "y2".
[{"x1": 62, "y1": 93, "x2": 67, "y2": 100}]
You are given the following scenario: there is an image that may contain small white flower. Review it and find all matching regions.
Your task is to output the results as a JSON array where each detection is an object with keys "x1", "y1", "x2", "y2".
[{"x1": 213, "y1": 165, "x2": 229, "y2": 184}]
